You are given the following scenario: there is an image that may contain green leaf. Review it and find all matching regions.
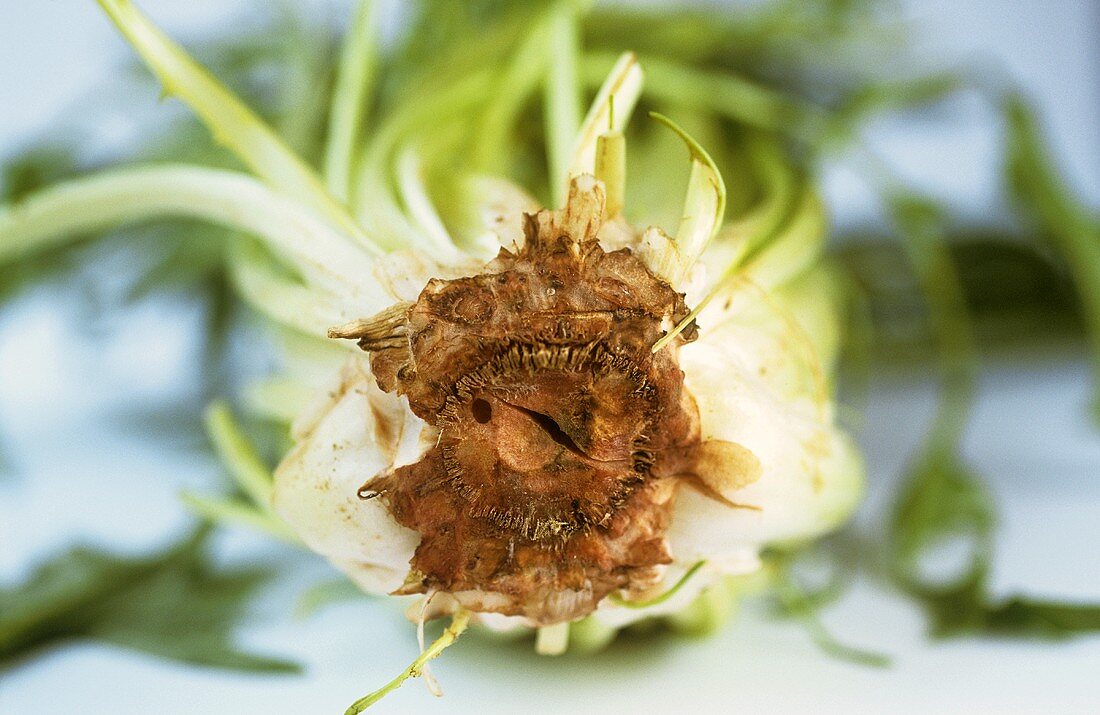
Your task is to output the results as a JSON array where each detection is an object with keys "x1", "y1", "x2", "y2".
[
  {"x1": 914, "y1": 566, "x2": 1100, "y2": 639},
  {"x1": 0, "y1": 529, "x2": 298, "y2": 672},
  {"x1": 655, "y1": 180, "x2": 824, "y2": 353},
  {"x1": 650, "y1": 111, "x2": 728, "y2": 272},
  {"x1": 179, "y1": 492, "x2": 298, "y2": 544},
  {"x1": 884, "y1": 191, "x2": 1100, "y2": 640},
  {"x1": 226, "y1": 239, "x2": 343, "y2": 338},
  {"x1": 1, "y1": 143, "x2": 82, "y2": 204},
  {"x1": 775, "y1": 576, "x2": 890, "y2": 668},
  {"x1": 837, "y1": 235, "x2": 1083, "y2": 359},
  {"x1": 819, "y1": 72, "x2": 964, "y2": 151},
  {"x1": 769, "y1": 550, "x2": 890, "y2": 668},
  {"x1": 888, "y1": 446, "x2": 993, "y2": 589},
  {"x1": 889, "y1": 196, "x2": 979, "y2": 432},
  {"x1": 883, "y1": 191, "x2": 992, "y2": 618},
  {"x1": 568, "y1": 52, "x2": 643, "y2": 180},
  {"x1": 295, "y1": 578, "x2": 368, "y2": 619},
  {"x1": 95, "y1": 0, "x2": 379, "y2": 253},
  {"x1": 183, "y1": 401, "x2": 300, "y2": 542},
  {"x1": 591, "y1": 52, "x2": 808, "y2": 133},
  {"x1": 469, "y1": 13, "x2": 550, "y2": 174},
  {"x1": 1003, "y1": 95, "x2": 1100, "y2": 418},
  {"x1": 983, "y1": 598, "x2": 1100, "y2": 636},
  {"x1": 272, "y1": 8, "x2": 335, "y2": 161},
  {"x1": 203, "y1": 401, "x2": 275, "y2": 508}
]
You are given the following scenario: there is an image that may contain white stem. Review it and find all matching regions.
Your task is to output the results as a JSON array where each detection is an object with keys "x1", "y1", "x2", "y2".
[
  {"x1": 535, "y1": 622, "x2": 570, "y2": 656},
  {"x1": 0, "y1": 165, "x2": 381, "y2": 303},
  {"x1": 396, "y1": 147, "x2": 459, "y2": 258}
]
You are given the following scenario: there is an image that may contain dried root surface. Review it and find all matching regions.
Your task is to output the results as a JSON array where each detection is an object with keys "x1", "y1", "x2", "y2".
[{"x1": 341, "y1": 178, "x2": 712, "y2": 624}]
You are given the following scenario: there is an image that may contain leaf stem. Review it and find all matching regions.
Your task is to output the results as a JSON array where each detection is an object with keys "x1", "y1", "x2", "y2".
[
  {"x1": 325, "y1": 0, "x2": 379, "y2": 202},
  {"x1": 610, "y1": 560, "x2": 707, "y2": 609},
  {"x1": 344, "y1": 609, "x2": 471, "y2": 714},
  {"x1": 0, "y1": 165, "x2": 382, "y2": 301},
  {"x1": 94, "y1": 0, "x2": 378, "y2": 251},
  {"x1": 203, "y1": 401, "x2": 273, "y2": 507},
  {"x1": 179, "y1": 492, "x2": 298, "y2": 543}
]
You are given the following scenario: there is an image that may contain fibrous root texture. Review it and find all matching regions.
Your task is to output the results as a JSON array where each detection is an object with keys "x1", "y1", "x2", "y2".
[{"x1": 336, "y1": 177, "x2": 726, "y2": 624}]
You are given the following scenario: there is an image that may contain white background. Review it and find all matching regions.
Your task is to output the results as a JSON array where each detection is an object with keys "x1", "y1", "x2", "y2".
[{"x1": 1, "y1": 1, "x2": 1099, "y2": 713}]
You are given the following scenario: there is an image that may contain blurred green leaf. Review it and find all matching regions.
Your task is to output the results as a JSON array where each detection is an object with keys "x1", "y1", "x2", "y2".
[
  {"x1": 2, "y1": 144, "x2": 82, "y2": 204},
  {"x1": 882, "y1": 191, "x2": 995, "y2": 628},
  {"x1": 819, "y1": 72, "x2": 964, "y2": 151},
  {"x1": 0, "y1": 529, "x2": 298, "y2": 672},
  {"x1": 1003, "y1": 95, "x2": 1100, "y2": 418},
  {"x1": 889, "y1": 446, "x2": 993, "y2": 587},
  {"x1": 295, "y1": 579, "x2": 367, "y2": 619},
  {"x1": 882, "y1": 195, "x2": 985, "y2": 619},
  {"x1": 914, "y1": 564, "x2": 1100, "y2": 639},
  {"x1": 839, "y1": 235, "x2": 1082, "y2": 361},
  {"x1": 770, "y1": 550, "x2": 890, "y2": 667},
  {"x1": 885, "y1": 192, "x2": 1100, "y2": 639}
]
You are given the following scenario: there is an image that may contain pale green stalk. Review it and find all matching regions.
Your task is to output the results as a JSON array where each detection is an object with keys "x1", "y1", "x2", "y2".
[
  {"x1": 534, "y1": 622, "x2": 570, "y2": 655},
  {"x1": 471, "y1": 18, "x2": 550, "y2": 172},
  {"x1": 193, "y1": 402, "x2": 302, "y2": 543},
  {"x1": 654, "y1": 183, "x2": 823, "y2": 353},
  {"x1": 354, "y1": 72, "x2": 495, "y2": 249},
  {"x1": 582, "y1": 52, "x2": 808, "y2": 132},
  {"x1": 325, "y1": 0, "x2": 379, "y2": 202},
  {"x1": 227, "y1": 243, "x2": 346, "y2": 338},
  {"x1": 651, "y1": 112, "x2": 727, "y2": 280},
  {"x1": 395, "y1": 147, "x2": 459, "y2": 256},
  {"x1": 344, "y1": 610, "x2": 471, "y2": 714},
  {"x1": 180, "y1": 492, "x2": 299, "y2": 543},
  {"x1": 544, "y1": 1, "x2": 582, "y2": 207},
  {"x1": 242, "y1": 378, "x2": 315, "y2": 424},
  {"x1": 276, "y1": 10, "x2": 332, "y2": 156},
  {"x1": 569, "y1": 52, "x2": 642, "y2": 180},
  {"x1": 95, "y1": 0, "x2": 380, "y2": 253},
  {"x1": 716, "y1": 136, "x2": 800, "y2": 267},
  {"x1": 204, "y1": 401, "x2": 275, "y2": 508},
  {"x1": 643, "y1": 112, "x2": 728, "y2": 353},
  {"x1": 609, "y1": 560, "x2": 707, "y2": 609},
  {"x1": 0, "y1": 166, "x2": 377, "y2": 296},
  {"x1": 594, "y1": 129, "x2": 626, "y2": 217},
  {"x1": 740, "y1": 187, "x2": 826, "y2": 289}
]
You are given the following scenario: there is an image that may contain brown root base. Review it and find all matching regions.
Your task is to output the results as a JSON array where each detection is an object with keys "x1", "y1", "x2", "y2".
[{"x1": 345, "y1": 178, "x2": 710, "y2": 624}]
